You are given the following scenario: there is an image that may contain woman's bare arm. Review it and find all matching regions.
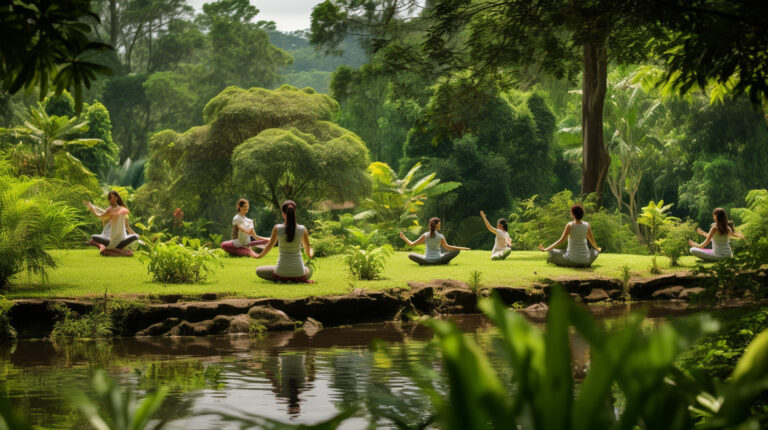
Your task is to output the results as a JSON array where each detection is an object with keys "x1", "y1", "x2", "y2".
[
  {"x1": 586, "y1": 225, "x2": 602, "y2": 252},
  {"x1": 254, "y1": 227, "x2": 278, "y2": 258},
  {"x1": 302, "y1": 229, "x2": 314, "y2": 259},
  {"x1": 399, "y1": 231, "x2": 425, "y2": 247},
  {"x1": 479, "y1": 211, "x2": 497, "y2": 235},
  {"x1": 689, "y1": 226, "x2": 716, "y2": 248},
  {"x1": 440, "y1": 238, "x2": 470, "y2": 251},
  {"x1": 539, "y1": 224, "x2": 571, "y2": 252}
]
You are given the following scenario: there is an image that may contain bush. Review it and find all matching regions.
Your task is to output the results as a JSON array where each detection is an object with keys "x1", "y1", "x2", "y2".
[
  {"x1": 589, "y1": 209, "x2": 646, "y2": 254},
  {"x1": 0, "y1": 296, "x2": 16, "y2": 340},
  {"x1": 344, "y1": 244, "x2": 393, "y2": 280},
  {"x1": 310, "y1": 218, "x2": 348, "y2": 257},
  {"x1": 50, "y1": 305, "x2": 112, "y2": 341},
  {"x1": 0, "y1": 176, "x2": 84, "y2": 287},
  {"x1": 658, "y1": 219, "x2": 698, "y2": 265},
  {"x1": 138, "y1": 237, "x2": 223, "y2": 284}
]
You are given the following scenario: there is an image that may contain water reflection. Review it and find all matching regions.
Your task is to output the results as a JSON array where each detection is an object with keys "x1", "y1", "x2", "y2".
[{"x1": 0, "y1": 302, "x2": 692, "y2": 429}]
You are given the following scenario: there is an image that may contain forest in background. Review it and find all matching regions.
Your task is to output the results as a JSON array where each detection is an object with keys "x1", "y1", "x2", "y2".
[{"x1": 1, "y1": 0, "x2": 767, "y2": 253}]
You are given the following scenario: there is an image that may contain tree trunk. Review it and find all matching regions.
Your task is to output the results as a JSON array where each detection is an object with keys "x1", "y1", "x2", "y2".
[
  {"x1": 109, "y1": 0, "x2": 119, "y2": 49},
  {"x1": 581, "y1": 43, "x2": 611, "y2": 202}
]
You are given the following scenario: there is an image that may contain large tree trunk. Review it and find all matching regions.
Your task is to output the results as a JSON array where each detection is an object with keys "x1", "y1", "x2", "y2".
[
  {"x1": 109, "y1": 0, "x2": 119, "y2": 49},
  {"x1": 581, "y1": 43, "x2": 611, "y2": 202}
]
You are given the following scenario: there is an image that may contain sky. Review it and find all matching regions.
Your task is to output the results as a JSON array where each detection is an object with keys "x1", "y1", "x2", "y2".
[{"x1": 188, "y1": 0, "x2": 318, "y2": 31}]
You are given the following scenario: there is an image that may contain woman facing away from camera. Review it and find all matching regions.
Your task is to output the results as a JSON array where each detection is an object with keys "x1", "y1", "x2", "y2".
[
  {"x1": 689, "y1": 207, "x2": 745, "y2": 261},
  {"x1": 254, "y1": 200, "x2": 314, "y2": 283},
  {"x1": 538, "y1": 204, "x2": 601, "y2": 267},
  {"x1": 399, "y1": 217, "x2": 470, "y2": 265}
]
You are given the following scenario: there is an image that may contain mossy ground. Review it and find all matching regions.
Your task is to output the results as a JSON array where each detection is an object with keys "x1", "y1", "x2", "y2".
[{"x1": 5, "y1": 249, "x2": 699, "y2": 300}]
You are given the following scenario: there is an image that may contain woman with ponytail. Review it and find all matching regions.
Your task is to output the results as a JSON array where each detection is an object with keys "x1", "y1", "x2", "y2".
[
  {"x1": 254, "y1": 200, "x2": 314, "y2": 282},
  {"x1": 399, "y1": 217, "x2": 469, "y2": 265},
  {"x1": 689, "y1": 207, "x2": 745, "y2": 261},
  {"x1": 480, "y1": 210, "x2": 512, "y2": 260}
]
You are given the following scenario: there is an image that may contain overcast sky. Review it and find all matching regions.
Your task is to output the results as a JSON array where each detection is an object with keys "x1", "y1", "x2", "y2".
[{"x1": 188, "y1": 0, "x2": 318, "y2": 31}]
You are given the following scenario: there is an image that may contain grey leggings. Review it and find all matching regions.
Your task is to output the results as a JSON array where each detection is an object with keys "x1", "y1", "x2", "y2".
[
  {"x1": 408, "y1": 250, "x2": 460, "y2": 266},
  {"x1": 547, "y1": 248, "x2": 599, "y2": 267},
  {"x1": 256, "y1": 265, "x2": 313, "y2": 282},
  {"x1": 91, "y1": 234, "x2": 139, "y2": 249},
  {"x1": 689, "y1": 247, "x2": 731, "y2": 261}
]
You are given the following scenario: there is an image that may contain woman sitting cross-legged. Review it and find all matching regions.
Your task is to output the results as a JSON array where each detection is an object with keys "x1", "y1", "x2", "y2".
[
  {"x1": 688, "y1": 207, "x2": 745, "y2": 261},
  {"x1": 480, "y1": 210, "x2": 512, "y2": 260},
  {"x1": 254, "y1": 200, "x2": 314, "y2": 283},
  {"x1": 399, "y1": 217, "x2": 470, "y2": 266},
  {"x1": 221, "y1": 199, "x2": 269, "y2": 257},
  {"x1": 83, "y1": 190, "x2": 139, "y2": 256},
  {"x1": 538, "y1": 204, "x2": 601, "y2": 267}
]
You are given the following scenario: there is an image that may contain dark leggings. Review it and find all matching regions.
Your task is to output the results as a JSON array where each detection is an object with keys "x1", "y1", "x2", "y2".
[
  {"x1": 91, "y1": 234, "x2": 138, "y2": 249},
  {"x1": 256, "y1": 265, "x2": 314, "y2": 282},
  {"x1": 408, "y1": 250, "x2": 460, "y2": 266}
]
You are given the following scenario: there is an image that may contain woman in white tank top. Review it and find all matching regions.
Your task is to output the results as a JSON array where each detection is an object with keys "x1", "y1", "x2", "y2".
[
  {"x1": 538, "y1": 204, "x2": 601, "y2": 267},
  {"x1": 480, "y1": 210, "x2": 512, "y2": 260},
  {"x1": 254, "y1": 200, "x2": 315, "y2": 282},
  {"x1": 689, "y1": 208, "x2": 745, "y2": 261},
  {"x1": 83, "y1": 190, "x2": 139, "y2": 256}
]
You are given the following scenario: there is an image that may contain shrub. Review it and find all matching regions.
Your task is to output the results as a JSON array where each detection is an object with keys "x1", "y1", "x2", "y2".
[
  {"x1": 0, "y1": 296, "x2": 16, "y2": 340},
  {"x1": 0, "y1": 176, "x2": 83, "y2": 287},
  {"x1": 588, "y1": 210, "x2": 645, "y2": 254},
  {"x1": 658, "y1": 219, "x2": 698, "y2": 265},
  {"x1": 468, "y1": 270, "x2": 483, "y2": 292},
  {"x1": 138, "y1": 237, "x2": 223, "y2": 284},
  {"x1": 50, "y1": 305, "x2": 112, "y2": 341},
  {"x1": 344, "y1": 244, "x2": 394, "y2": 280}
]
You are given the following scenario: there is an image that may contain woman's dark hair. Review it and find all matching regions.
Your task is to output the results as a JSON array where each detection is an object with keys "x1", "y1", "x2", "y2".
[
  {"x1": 570, "y1": 204, "x2": 584, "y2": 220},
  {"x1": 713, "y1": 208, "x2": 729, "y2": 235},
  {"x1": 108, "y1": 190, "x2": 126, "y2": 207},
  {"x1": 282, "y1": 200, "x2": 297, "y2": 242},
  {"x1": 237, "y1": 199, "x2": 248, "y2": 211},
  {"x1": 497, "y1": 218, "x2": 509, "y2": 232},
  {"x1": 429, "y1": 217, "x2": 440, "y2": 238}
]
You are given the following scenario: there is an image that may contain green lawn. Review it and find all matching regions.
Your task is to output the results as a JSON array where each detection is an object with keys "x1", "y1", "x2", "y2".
[{"x1": 5, "y1": 249, "x2": 700, "y2": 300}]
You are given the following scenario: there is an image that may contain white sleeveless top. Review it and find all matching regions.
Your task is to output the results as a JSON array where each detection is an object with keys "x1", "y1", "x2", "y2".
[
  {"x1": 493, "y1": 229, "x2": 509, "y2": 253},
  {"x1": 276, "y1": 224, "x2": 307, "y2": 277},
  {"x1": 565, "y1": 221, "x2": 591, "y2": 264},
  {"x1": 421, "y1": 232, "x2": 445, "y2": 261},
  {"x1": 711, "y1": 232, "x2": 733, "y2": 258},
  {"x1": 108, "y1": 213, "x2": 129, "y2": 249}
]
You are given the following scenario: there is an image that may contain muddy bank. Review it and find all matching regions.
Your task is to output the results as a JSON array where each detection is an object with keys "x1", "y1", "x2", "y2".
[{"x1": 5, "y1": 272, "x2": 736, "y2": 339}]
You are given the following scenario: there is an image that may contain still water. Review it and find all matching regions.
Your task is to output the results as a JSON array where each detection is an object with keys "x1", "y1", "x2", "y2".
[{"x1": 0, "y1": 302, "x2": 692, "y2": 429}]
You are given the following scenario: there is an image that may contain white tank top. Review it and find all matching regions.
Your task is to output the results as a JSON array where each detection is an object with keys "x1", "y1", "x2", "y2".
[
  {"x1": 711, "y1": 232, "x2": 732, "y2": 258},
  {"x1": 276, "y1": 224, "x2": 307, "y2": 277},
  {"x1": 565, "y1": 221, "x2": 591, "y2": 264},
  {"x1": 108, "y1": 213, "x2": 129, "y2": 249},
  {"x1": 422, "y1": 232, "x2": 445, "y2": 261}
]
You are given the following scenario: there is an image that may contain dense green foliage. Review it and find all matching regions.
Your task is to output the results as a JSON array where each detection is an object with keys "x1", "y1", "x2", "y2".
[
  {"x1": 50, "y1": 306, "x2": 113, "y2": 341},
  {"x1": 0, "y1": 176, "x2": 83, "y2": 287}
]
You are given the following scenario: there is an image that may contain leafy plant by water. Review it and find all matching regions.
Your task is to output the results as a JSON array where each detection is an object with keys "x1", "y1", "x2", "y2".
[
  {"x1": 138, "y1": 236, "x2": 223, "y2": 284},
  {"x1": 0, "y1": 296, "x2": 16, "y2": 341},
  {"x1": 344, "y1": 244, "x2": 393, "y2": 280},
  {"x1": 50, "y1": 305, "x2": 112, "y2": 341},
  {"x1": 468, "y1": 270, "x2": 483, "y2": 292}
]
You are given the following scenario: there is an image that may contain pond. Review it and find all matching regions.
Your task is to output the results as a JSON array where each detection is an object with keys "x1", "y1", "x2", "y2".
[{"x1": 0, "y1": 302, "x2": 694, "y2": 429}]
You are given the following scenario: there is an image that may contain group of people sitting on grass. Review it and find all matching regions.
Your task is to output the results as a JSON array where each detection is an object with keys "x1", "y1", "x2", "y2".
[{"x1": 84, "y1": 191, "x2": 746, "y2": 283}]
